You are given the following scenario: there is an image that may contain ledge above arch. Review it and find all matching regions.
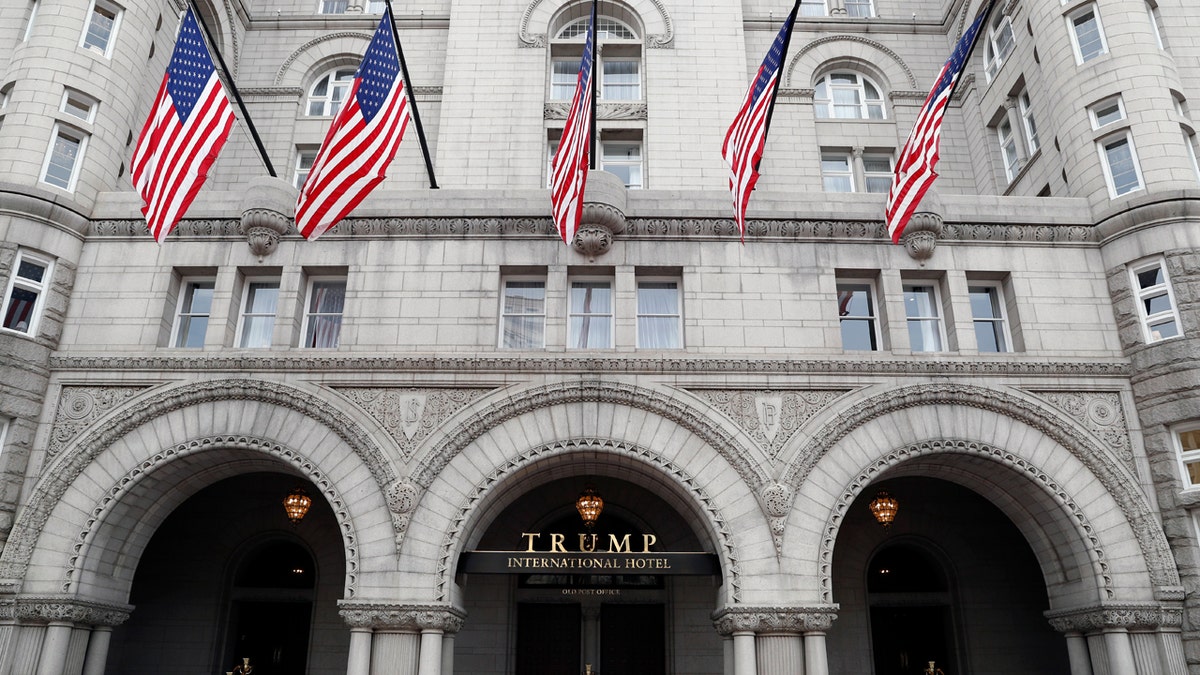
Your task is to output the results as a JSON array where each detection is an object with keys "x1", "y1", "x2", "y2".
[
  {"x1": 274, "y1": 31, "x2": 374, "y2": 87},
  {"x1": 519, "y1": 0, "x2": 673, "y2": 48},
  {"x1": 785, "y1": 34, "x2": 918, "y2": 91}
]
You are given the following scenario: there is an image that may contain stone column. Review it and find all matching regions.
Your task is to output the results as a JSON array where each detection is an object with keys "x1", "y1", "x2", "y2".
[
  {"x1": 34, "y1": 622, "x2": 71, "y2": 675},
  {"x1": 1002, "y1": 96, "x2": 1030, "y2": 167},
  {"x1": 1063, "y1": 632, "x2": 1092, "y2": 675},
  {"x1": 339, "y1": 603, "x2": 467, "y2": 675},
  {"x1": 713, "y1": 606, "x2": 838, "y2": 675},
  {"x1": 346, "y1": 628, "x2": 373, "y2": 675},
  {"x1": 417, "y1": 630, "x2": 442, "y2": 675},
  {"x1": 80, "y1": 626, "x2": 112, "y2": 675},
  {"x1": 755, "y1": 633, "x2": 803, "y2": 675},
  {"x1": 732, "y1": 632, "x2": 756, "y2": 675},
  {"x1": 1046, "y1": 602, "x2": 1186, "y2": 675},
  {"x1": 723, "y1": 635, "x2": 734, "y2": 675},
  {"x1": 1103, "y1": 629, "x2": 1137, "y2": 675},
  {"x1": 440, "y1": 633, "x2": 455, "y2": 675},
  {"x1": 371, "y1": 630, "x2": 420, "y2": 675},
  {"x1": 804, "y1": 632, "x2": 830, "y2": 675},
  {"x1": 13, "y1": 596, "x2": 130, "y2": 675}
]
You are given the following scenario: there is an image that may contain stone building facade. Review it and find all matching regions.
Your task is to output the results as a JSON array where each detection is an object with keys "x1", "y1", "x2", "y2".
[{"x1": 1, "y1": 0, "x2": 1199, "y2": 674}]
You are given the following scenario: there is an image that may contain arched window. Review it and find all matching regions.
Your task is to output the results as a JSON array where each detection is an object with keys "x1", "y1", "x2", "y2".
[
  {"x1": 550, "y1": 16, "x2": 641, "y2": 101},
  {"x1": 306, "y1": 67, "x2": 355, "y2": 117},
  {"x1": 984, "y1": 13, "x2": 1015, "y2": 80},
  {"x1": 556, "y1": 15, "x2": 637, "y2": 40},
  {"x1": 814, "y1": 72, "x2": 885, "y2": 120}
]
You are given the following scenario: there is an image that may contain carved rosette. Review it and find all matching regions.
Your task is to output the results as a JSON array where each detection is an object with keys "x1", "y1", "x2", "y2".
[
  {"x1": 1045, "y1": 603, "x2": 1182, "y2": 634},
  {"x1": 239, "y1": 176, "x2": 297, "y2": 259},
  {"x1": 572, "y1": 171, "x2": 628, "y2": 260},
  {"x1": 1028, "y1": 391, "x2": 1133, "y2": 466},
  {"x1": 338, "y1": 603, "x2": 466, "y2": 633},
  {"x1": 760, "y1": 483, "x2": 792, "y2": 556},
  {"x1": 711, "y1": 606, "x2": 838, "y2": 635},
  {"x1": 13, "y1": 596, "x2": 133, "y2": 626},
  {"x1": 48, "y1": 386, "x2": 148, "y2": 458},
  {"x1": 386, "y1": 479, "x2": 420, "y2": 547}
]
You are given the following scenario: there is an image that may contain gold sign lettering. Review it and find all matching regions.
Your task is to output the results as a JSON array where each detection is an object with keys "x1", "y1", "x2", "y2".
[
  {"x1": 607, "y1": 534, "x2": 631, "y2": 553},
  {"x1": 521, "y1": 533, "x2": 541, "y2": 553}
]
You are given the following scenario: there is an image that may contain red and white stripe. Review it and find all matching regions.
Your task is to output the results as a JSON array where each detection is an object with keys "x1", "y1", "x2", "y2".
[
  {"x1": 131, "y1": 72, "x2": 234, "y2": 243},
  {"x1": 295, "y1": 78, "x2": 411, "y2": 240},
  {"x1": 550, "y1": 79, "x2": 594, "y2": 245},
  {"x1": 885, "y1": 62, "x2": 953, "y2": 243},
  {"x1": 722, "y1": 67, "x2": 779, "y2": 241}
]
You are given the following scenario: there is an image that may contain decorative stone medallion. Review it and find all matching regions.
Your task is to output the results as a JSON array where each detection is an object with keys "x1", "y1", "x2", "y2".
[
  {"x1": 48, "y1": 386, "x2": 150, "y2": 459},
  {"x1": 333, "y1": 387, "x2": 492, "y2": 459},
  {"x1": 693, "y1": 389, "x2": 848, "y2": 459}
]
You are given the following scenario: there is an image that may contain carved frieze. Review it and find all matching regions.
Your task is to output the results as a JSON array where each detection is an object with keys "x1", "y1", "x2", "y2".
[
  {"x1": 1045, "y1": 603, "x2": 1183, "y2": 633},
  {"x1": 48, "y1": 386, "x2": 149, "y2": 458},
  {"x1": 338, "y1": 603, "x2": 466, "y2": 632},
  {"x1": 1027, "y1": 391, "x2": 1133, "y2": 465},
  {"x1": 693, "y1": 389, "x2": 847, "y2": 459},
  {"x1": 12, "y1": 596, "x2": 132, "y2": 626},
  {"x1": 333, "y1": 387, "x2": 491, "y2": 460},
  {"x1": 711, "y1": 606, "x2": 838, "y2": 635}
]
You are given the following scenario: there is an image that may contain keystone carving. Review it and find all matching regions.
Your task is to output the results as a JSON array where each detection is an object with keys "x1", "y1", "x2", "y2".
[
  {"x1": 711, "y1": 606, "x2": 839, "y2": 635},
  {"x1": 339, "y1": 603, "x2": 466, "y2": 632}
]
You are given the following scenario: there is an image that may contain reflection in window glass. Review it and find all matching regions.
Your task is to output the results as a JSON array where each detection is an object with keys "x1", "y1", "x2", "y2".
[
  {"x1": 837, "y1": 282, "x2": 878, "y2": 351},
  {"x1": 569, "y1": 280, "x2": 612, "y2": 349}
]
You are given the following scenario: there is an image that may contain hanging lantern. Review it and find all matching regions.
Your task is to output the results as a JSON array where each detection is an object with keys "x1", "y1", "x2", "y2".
[
  {"x1": 575, "y1": 486, "x2": 604, "y2": 528},
  {"x1": 283, "y1": 487, "x2": 312, "y2": 524},
  {"x1": 868, "y1": 490, "x2": 899, "y2": 527}
]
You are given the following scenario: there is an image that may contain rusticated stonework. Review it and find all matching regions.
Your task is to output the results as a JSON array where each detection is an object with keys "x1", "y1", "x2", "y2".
[
  {"x1": 711, "y1": 606, "x2": 839, "y2": 635},
  {"x1": 338, "y1": 603, "x2": 466, "y2": 632},
  {"x1": 333, "y1": 387, "x2": 492, "y2": 460},
  {"x1": 61, "y1": 435, "x2": 361, "y2": 598},
  {"x1": 1044, "y1": 603, "x2": 1183, "y2": 633},
  {"x1": 691, "y1": 389, "x2": 847, "y2": 459},
  {"x1": 47, "y1": 386, "x2": 150, "y2": 458},
  {"x1": 433, "y1": 438, "x2": 742, "y2": 604},
  {"x1": 1027, "y1": 391, "x2": 1134, "y2": 466}
]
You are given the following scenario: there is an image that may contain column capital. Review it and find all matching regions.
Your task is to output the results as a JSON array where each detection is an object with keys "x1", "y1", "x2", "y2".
[
  {"x1": 1044, "y1": 602, "x2": 1183, "y2": 633},
  {"x1": 711, "y1": 605, "x2": 839, "y2": 636},
  {"x1": 338, "y1": 602, "x2": 466, "y2": 633},
  {"x1": 0, "y1": 595, "x2": 132, "y2": 627}
]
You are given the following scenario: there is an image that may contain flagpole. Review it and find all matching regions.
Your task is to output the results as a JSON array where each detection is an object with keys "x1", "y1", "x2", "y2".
[
  {"x1": 946, "y1": 0, "x2": 996, "y2": 101},
  {"x1": 758, "y1": 0, "x2": 801, "y2": 155},
  {"x1": 384, "y1": 0, "x2": 439, "y2": 189},
  {"x1": 587, "y1": 0, "x2": 598, "y2": 170},
  {"x1": 186, "y1": 0, "x2": 277, "y2": 178}
]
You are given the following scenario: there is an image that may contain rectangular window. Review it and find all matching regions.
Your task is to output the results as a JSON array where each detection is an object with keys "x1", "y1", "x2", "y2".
[
  {"x1": 1177, "y1": 427, "x2": 1200, "y2": 489},
  {"x1": 822, "y1": 153, "x2": 853, "y2": 192},
  {"x1": 569, "y1": 279, "x2": 613, "y2": 349},
  {"x1": 1068, "y1": 5, "x2": 1108, "y2": 63},
  {"x1": 845, "y1": 0, "x2": 873, "y2": 17},
  {"x1": 1, "y1": 250, "x2": 52, "y2": 336},
  {"x1": 81, "y1": 0, "x2": 121, "y2": 57},
  {"x1": 365, "y1": 0, "x2": 386, "y2": 12},
  {"x1": 551, "y1": 59, "x2": 577, "y2": 100},
  {"x1": 637, "y1": 279, "x2": 681, "y2": 349},
  {"x1": 998, "y1": 119, "x2": 1020, "y2": 182},
  {"x1": 1099, "y1": 133, "x2": 1143, "y2": 197},
  {"x1": 903, "y1": 284, "x2": 943, "y2": 352},
  {"x1": 302, "y1": 277, "x2": 346, "y2": 348},
  {"x1": 601, "y1": 141, "x2": 642, "y2": 189},
  {"x1": 799, "y1": 0, "x2": 827, "y2": 17},
  {"x1": 319, "y1": 0, "x2": 348, "y2": 13},
  {"x1": 236, "y1": 278, "x2": 280, "y2": 348},
  {"x1": 294, "y1": 148, "x2": 317, "y2": 190},
  {"x1": 41, "y1": 124, "x2": 86, "y2": 191},
  {"x1": 1019, "y1": 91, "x2": 1039, "y2": 153},
  {"x1": 1186, "y1": 129, "x2": 1200, "y2": 182},
  {"x1": 601, "y1": 60, "x2": 640, "y2": 100},
  {"x1": 1130, "y1": 258, "x2": 1181, "y2": 342},
  {"x1": 836, "y1": 281, "x2": 879, "y2": 351},
  {"x1": 1089, "y1": 97, "x2": 1125, "y2": 129},
  {"x1": 500, "y1": 278, "x2": 546, "y2": 349},
  {"x1": 862, "y1": 154, "x2": 894, "y2": 194},
  {"x1": 969, "y1": 283, "x2": 1010, "y2": 352},
  {"x1": 171, "y1": 278, "x2": 214, "y2": 348},
  {"x1": 60, "y1": 89, "x2": 97, "y2": 123}
]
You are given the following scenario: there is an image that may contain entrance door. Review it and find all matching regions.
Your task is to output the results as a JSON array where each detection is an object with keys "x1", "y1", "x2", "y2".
[
  {"x1": 601, "y1": 604, "x2": 665, "y2": 675},
  {"x1": 517, "y1": 603, "x2": 582, "y2": 675},
  {"x1": 227, "y1": 600, "x2": 312, "y2": 675},
  {"x1": 869, "y1": 605, "x2": 951, "y2": 675}
]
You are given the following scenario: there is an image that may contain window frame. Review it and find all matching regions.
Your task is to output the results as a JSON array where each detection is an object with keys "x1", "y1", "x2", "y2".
[
  {"x1": 235, "y1": 276, "x2": 281, "y2": 349},
  {"x1": 1019, "y1": 90, "x2": 1039, "y2": 154},
  {"x1": 1089, "y1": 96, "x2": 1125, "y2": 130},
  {"x1": 60, "y1": 89, "x2": 98, "y2": 124},
  {"x1": 836, "y1": 279, "x2": 881, "y2": 352},
  {"x1": 902, "y1": 283, "x2": 946, "y2": 353},
  {"x1": 1067, "y1": 3, "x2": 1108, "y2": 65},
  {"x1": 844, "y1": 0, "x2": 874, "y2": 18},
  {"x1": 967, "y1": 282, "x2": 1012, "y2": 353},
  {"x1": 1097, "y1": 131, "x2": 1144, "y2": 198},
  {"x1": 862, "y1": 153, "x2": 894, "y2": 194},
  {"x1": 1129, "y1": 257, "x2": 1182, "y2": 344},
  {"x1": 636, "y1": 277, "x2": 683, "y2": 350},
  {"x1": 80, "y1": 0, "x2": 122, "y2": 58},
  {"x1": 1, "y1": 249, "x2": 53, "y2": 338},
  {"x1": 1184, "y1": 128, "x2": 1200, "y2": 183},
  {"x1": 984, "y1": 13, "x2": 1016, "y2": 81},
  {"x1": 567, "y1": 276, "x2": 615, "y2": 350},
  {"x1": 169, "y1": 276, "x2": 215, "y2": 348},
  {"x1": 997, "y1": 118, "x2": 1020, "y2": 183},
  {"x1": 23, "y1": 0, "x2": 39, "y2": 42},
  {"x1": 821, "y1": 151, "x2": 855, "y2": 192},
  {"x1": 1147, "y1": 2, "x2": 1164, "y2": 50},
  {"x1": 799, "y1": 0, "x2": 828, "y2": 17},
  {"x1": 814, "y1": 72, "x2": 886, "y2": 120},
  {"x1": 306, "y1": 67, "x2": 356, "y2": 117},
  {"x1": 499, "y1": 275, "x2": 547, "y2": 349},
  {"x1": 600, "y1": 139, "x2": 643, "y2": 189},
  {"x1": 1175, "y1": 425, "x2": 1200, "y2": 491},
  {"x1": 294, "y1": 147, "x2": 318, "y2": 190},
  {"x1": 301, "y1": 275, "x2": 347, "y2": 349},
  {"x1": 317, "y1": 0, "x2": 349, "y2": 14},
  {"x1": 40, "y1": 123, "x2": 87, "y2": 192}
]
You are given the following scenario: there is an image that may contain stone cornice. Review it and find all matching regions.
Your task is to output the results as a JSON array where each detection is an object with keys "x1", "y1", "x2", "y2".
[
  {"x1": 0, "y1": 596, "x2": 133, "y2": 626},
  {"x1": 80, "y1": 216, "x2": 1099, "y2": 244},
  {"x1": 1044, "y1": 603, "x2": 1183, "y2": 633},
  {"x1": 338, "y1": 603, "x2": 466, "y2": 632},
  {"x1": 711, "y1": 606, "x2": 839, "y2": 635},
  {"x1": 47, "y1": 355, "x2": 1132, "y2": 378}
]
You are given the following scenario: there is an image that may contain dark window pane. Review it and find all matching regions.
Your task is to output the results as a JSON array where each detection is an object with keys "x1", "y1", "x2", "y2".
[{"x1": 840, "y1": 318, "x2": 877, "y2": 350}]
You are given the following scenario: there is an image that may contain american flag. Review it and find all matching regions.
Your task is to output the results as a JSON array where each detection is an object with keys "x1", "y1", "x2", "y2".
[
  {"x1": 549, "y1": 1, "x2": 596, "y2": 246},
  {"x1": 131, "y1": 8, "x2": 234, "y2": 243},
  {"x1": 722, "y1": 6, "x2": 797, "y2": 241},
  {"x1": 885, "y1": 0, "x2": 994, "y2": 243},
  {"x1": 295, "y1": 8, "x2": 411, "y2": 240}
]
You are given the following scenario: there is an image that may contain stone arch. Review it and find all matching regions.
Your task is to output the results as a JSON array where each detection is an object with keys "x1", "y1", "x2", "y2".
[
  {"x1": 274, "y1": 32, "x2": 373, "y2": 86},
  {"x1": 431, "y1": 438, "x2": 744, "y2": 605},
  {"x1": 782, "y1": 383, "x2": 1180, "y2": 600},
  {"x1": 785, "y1": 35, "x2": 918, "y2": 90},
  {"x1": 64, "y1": 434, "x2": 361, "y2": 601},
  {"x1": 191, "y1": 0, "x2": 241, "y2": 75},
  {"x1": 0, "y1": 379, "x2": 399, "y2": 594},
  {"x1": 519, "y1": 0, "x2": 673, "y2": 48}
]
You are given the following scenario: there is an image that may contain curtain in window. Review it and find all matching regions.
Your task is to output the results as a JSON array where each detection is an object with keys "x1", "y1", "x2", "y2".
[
  {"x1": 306, "y1": 282, "x2": 346, "y2": 348},
  {"x1": 637, "y1": 283, "x2": 679, "y2": 348}
]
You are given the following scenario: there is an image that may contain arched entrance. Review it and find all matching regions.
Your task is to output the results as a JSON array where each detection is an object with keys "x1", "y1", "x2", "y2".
[
  {"x1": 453, "y1": 470, "x2": 726, "y2": 675},
  {"x1": 106, "y1": 473, "x2": 348, "y2": 675},
  {"x1": 831, "y1": 476, "x2": 1069, "y2": 675}
]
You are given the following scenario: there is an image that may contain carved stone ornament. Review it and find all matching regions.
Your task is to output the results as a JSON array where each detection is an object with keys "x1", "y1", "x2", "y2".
[
  {"x1": 694, "y1": 389, "x2": 847, "y2": 459},
  {"x1": 572, "y1": 170, "x2": 628, "y2": 260},
  {"x1": 48, "y1": 386, "x2": 149, "y2": 458},
  {"x1": 760, "y1": 483, "x2": 792, "y2": 556},
  {"x1": 711, "y1": 606, "x2": 839, "y2": 635},
  {"x1": 1045, "y1": 603, "x2": 1183, "y2": 634},
  {"x1": 1027, "y1": 391, "x2": 1133, "y2": 466},
  {"x1": 11, "y1": 596, "x2": 133, "y2": 627},
  {"x1": 333, "y1": 387, "x2": 491, "y2": 460},
  {"x1": 572, "y1": 225, "x2": 614, "y2": 260},
  {"x1": 338, "y1": 603, "x2": 466, "y2": 632},
  {"x1": 900, "y1": 211, "x2": 944, "y2": 262},
  {"x1": 544, "y1": 102, "x2": 648, "y2": 121},
  {"x1": 239, "y1": 176, "x2": 297, "y2": 259}
]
